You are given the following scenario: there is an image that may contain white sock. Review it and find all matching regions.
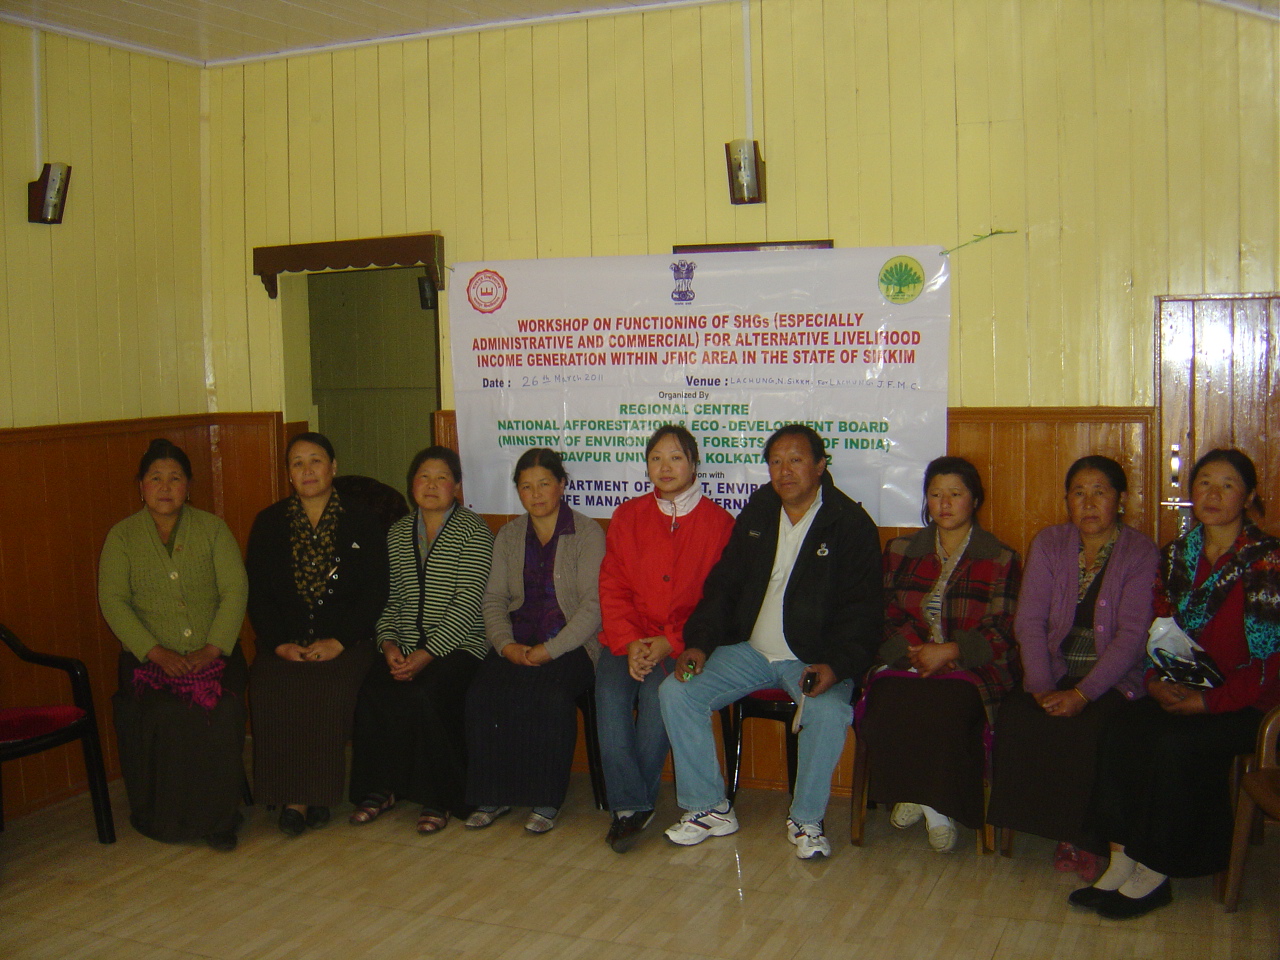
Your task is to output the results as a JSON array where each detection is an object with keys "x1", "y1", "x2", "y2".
[
  {"x1": 1093, "y1": 848, "x2": 1137, "y2": 891},
  {"x1": 616, "y1": 810, "x2": 636, "y2": 819},
  {"x1": 920, "y1": 805, "x2": 951, "y2": 830},
  {"x1": 1117, "y1": 862, "x2": 1167, "y2": 899}
]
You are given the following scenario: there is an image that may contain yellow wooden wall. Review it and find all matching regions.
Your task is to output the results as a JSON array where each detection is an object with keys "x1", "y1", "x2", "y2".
[
  {"x1": 0, "y1": 26, "x2": 204, "y2": 429},
  {"x1": 203, "y1": 0, "x2": 1278, "y2": 415},
  {"x1": 0, "y1": 1, "x2": 1276, "y2": 428}
]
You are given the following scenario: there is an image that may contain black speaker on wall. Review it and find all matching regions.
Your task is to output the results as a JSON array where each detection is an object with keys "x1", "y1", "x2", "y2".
[{"x1": 28, "y1": 162, "x2": 71, "y2": 224}]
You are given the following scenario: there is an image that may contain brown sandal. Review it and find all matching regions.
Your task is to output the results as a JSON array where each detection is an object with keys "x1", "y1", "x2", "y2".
[
  {"x1": 349, "y1": 793, "x2": 395, "y2": 825},
  {"x1": 416, "y1": 809, "x2": 450, "y2": 834}
]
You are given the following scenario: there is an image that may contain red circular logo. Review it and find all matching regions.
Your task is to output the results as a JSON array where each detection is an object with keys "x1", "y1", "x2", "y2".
[{"x1": 466, "y1": 269, "x2": 508, "y2": 313}]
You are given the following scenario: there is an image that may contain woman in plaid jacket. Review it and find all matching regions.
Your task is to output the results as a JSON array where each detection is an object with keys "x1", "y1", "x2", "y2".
[{"x1": 858, "y1": 456, "x2": 1020, "y2": 851}]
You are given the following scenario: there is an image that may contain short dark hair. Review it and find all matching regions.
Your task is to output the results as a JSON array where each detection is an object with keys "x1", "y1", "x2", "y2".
[
  {"x1": 406, "y1": 445, "x2": 462, "y2": 501},
  {"x1": 763, "y1": 424, "x2": 827, "y2": 465},
  {"x1": 920, "y1": 456, "x2": 985, "y2": 526},
  {"x1": 645, "y1": 424, "x2": 699, "y2": 466},
  {"x1": 286, "y1": 431, "x2": 336, "y2": 462},
  {"x1": 1189, "y1": 447, "x2": 1263, "y2": 517},
  {"x1": 1065, "y1": 455, "x2": 1128, "y2": 496},
  {"x1": 136, "y1": 439, "x2": 192, "y2": 482},
  {"x1": 512, "y1": 447, "x2": 568, "y2": 485}
]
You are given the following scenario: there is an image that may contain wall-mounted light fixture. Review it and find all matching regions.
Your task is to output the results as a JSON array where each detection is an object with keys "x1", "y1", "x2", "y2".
[
  {"x1": 28, "y1": 162, "x2": 70, "y2": 224},
  {"x1": 725, "y1": 139, "x2": 763, "y2": 205}
]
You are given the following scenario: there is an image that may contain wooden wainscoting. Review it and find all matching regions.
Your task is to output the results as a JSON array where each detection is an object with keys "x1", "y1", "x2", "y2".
[
  {"x1": 435, "y1": 406, "x2": 1158, "y2": 795},
  {"x1": 0, "y1": 413, "x2": 285, "y2": 821}
]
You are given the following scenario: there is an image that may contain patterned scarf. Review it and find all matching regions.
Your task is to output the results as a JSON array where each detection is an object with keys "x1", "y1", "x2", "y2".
[
  {"x1": 288, "y1": 490, "x2": 343, "y2": 613},
  {"x1": 1162, "y1": 521, "x2": 1280, "y2": 661},
  {"x1": 132, "y1": 658, "x2": 226, "y2": 711}
]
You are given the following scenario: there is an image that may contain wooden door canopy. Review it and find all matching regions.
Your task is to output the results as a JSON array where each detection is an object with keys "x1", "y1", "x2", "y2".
[{"x1": 252, "y1": 233, "x2": 444, "y2": 298}]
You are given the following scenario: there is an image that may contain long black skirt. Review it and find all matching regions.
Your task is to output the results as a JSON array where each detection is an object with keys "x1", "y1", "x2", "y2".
[
  {"x1": 859, "y1": 675, "x2": 988, "y2": 829},
  {"x1": 1086, "y1": 696, "x2": 1261, "y2": 878},
  {"x1": 986, "y1": 687, "x2": 1126, "y2": 853},
  {"x1": 113, "y1": 645, "x2": 247, "y2": 842},
  {"x1": 249, "y1": 640, "x2": 374, "y2": 807},
  {"x1": 465, "y1": 647, "x2": 594, "y2": 809},
  {"x1": 349, "y1": 648, "x2": 482, "y2": 816}
]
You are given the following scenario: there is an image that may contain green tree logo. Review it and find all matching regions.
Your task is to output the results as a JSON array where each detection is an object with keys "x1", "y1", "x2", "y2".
[{"x1": 878, "y1": 256, "x2": 925, "y2": 304}]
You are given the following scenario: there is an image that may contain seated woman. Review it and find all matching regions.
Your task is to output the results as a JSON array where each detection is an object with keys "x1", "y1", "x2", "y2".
[
  {"x1": 465, "y1": 448, "x2": 606, "y2": 833},
  {"x1": 246, "y1": 432, "x2": 389, "y2": 836},
  {"x1": 348, "y1": 447, "x2": 494, "y2": 834},
  {"x1": 99, "y1": 439, "x2": 249, "y2": 851},
  {"x1": 859, "y1": 456, "x2": 1020, "y2": 851},
  {"x1": 1070, "y1": 449, "x2": 1280, "y2": 919},
  {"x1": 987, "y1": 456, "x2": 1158, "y2": 880},
  {"x1": 596, "y1": 425, "x2": 734, "y2": 852}
]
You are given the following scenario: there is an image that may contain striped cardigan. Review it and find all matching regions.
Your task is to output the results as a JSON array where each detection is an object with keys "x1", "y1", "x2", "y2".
[{"x1": 376, "y1": 506, "x2": 494, "y2": 659}]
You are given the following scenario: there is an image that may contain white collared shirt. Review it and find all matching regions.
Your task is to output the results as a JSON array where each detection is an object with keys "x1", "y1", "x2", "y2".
[{"x1": 749, "y1": 489, "x2": 824, "y2": 662}]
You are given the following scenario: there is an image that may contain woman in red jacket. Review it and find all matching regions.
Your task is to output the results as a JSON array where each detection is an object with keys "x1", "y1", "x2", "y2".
[{"x1": 596, "y1": 424, "x2": 734, "y2": 852}]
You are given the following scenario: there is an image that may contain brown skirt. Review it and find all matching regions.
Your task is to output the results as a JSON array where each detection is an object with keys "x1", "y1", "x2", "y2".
[
  {"x1": 249, "y1": 641, "x2": 374, "y2": 806},
  {"x1": 113, "y1": 646, "x2": 247, "y2": 842},
  {"x1": 859, "y1": 674, "x2": 988, "y2": 829},
  {"x1": 986, "y1": 687, "x2": 1126, "y2": 853}
]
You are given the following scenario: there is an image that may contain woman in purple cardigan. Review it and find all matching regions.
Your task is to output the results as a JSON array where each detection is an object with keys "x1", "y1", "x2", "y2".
[{"x1": 987, "y1": 456, "x2": 1158, "y2": 880}]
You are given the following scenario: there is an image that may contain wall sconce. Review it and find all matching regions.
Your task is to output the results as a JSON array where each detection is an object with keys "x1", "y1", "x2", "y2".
[
  {"x1": 28, "y1": 162, "x2": 71, "y2": 223},
  {"x1": 725, "y1": 139, "x2": 763, "y2": 204}
]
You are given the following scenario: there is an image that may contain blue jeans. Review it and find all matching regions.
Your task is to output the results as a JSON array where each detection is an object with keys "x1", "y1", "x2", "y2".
[
  {"x1": 595, "y1": 649, "x2": 673, "y2": 813},
  {"x1": 658, "y1": 643, "x2": 853, "y2": 826}
]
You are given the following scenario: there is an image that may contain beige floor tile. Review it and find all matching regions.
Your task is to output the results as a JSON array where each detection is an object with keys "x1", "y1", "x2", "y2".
[{"x1": 2, "y1": 776, "x2": 1277, "y2": 960}]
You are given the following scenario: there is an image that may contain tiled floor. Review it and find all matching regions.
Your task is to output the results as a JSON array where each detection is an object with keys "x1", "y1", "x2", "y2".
[{"x1": 1, "y1": 778, "x2": 1276, "y2": 959}]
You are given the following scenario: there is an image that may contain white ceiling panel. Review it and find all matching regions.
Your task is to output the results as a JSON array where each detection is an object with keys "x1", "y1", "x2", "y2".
[{"x1": 0, "y1": 0, "x2": 713, "y2": 65}]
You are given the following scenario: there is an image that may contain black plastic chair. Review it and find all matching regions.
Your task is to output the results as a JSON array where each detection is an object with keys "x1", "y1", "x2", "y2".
[
  {"x1": 0, "y1": 624, "x2": 116, "y2": 843},
  {"x1": 722, "y1": 689, "x2": 800, "y2": 804}
]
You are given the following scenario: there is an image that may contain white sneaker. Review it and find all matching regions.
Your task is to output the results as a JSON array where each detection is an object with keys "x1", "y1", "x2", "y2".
[
  {"x1": 927, "y1": 818, "x2": 958, "y2": 852},
  {"x1": 787, "y1": 818, "x2": 832, "y2": 860},
  {"x1": 664, "y1": 806, "x2": 739, "y2": 846},
  {"x1": 890, "y1": 802, "x2": 922, "y2": 829}
]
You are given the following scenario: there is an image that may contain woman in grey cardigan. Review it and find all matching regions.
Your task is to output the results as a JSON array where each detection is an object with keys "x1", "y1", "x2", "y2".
[{"x1": 464, "y1": 448, "x2": 605, "y2": 833}]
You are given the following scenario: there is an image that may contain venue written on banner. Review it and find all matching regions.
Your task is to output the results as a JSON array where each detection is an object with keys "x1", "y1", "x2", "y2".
[{"x1": 449, "y1": 247, "x2": 949, "y2": 527}]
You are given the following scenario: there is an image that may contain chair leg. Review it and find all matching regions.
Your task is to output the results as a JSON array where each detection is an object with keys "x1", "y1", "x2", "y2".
[
  {"x1": 578, "y1": 692, "x2": 608, "y2": 811},
  {"x1": 719, "y1": 705, "x2": 740, "y2": 805},
  {"x1": 999, "y1": 826, "x2": 1014, "y2": 857},
  {"x1": 78, "y1": 723, "x2": 116, "y2": 844},
  {"x1": 1223, "y1": 787, "x2": 1257, "y2": 912},
  {"x1": 850, "y1": 734, "x2": 868, "y2": 846},
  {"x1": 242, "y1": 774, "x2": 255, "y2": 807}
]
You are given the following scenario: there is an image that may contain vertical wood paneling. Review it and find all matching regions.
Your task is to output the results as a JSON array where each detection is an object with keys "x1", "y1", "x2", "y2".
[
  {"x1": 0, "y1": 413, "x2": 283, "y2": 821},
  {"x1": 0, "y1": 4, "x2": 1276, "y2": 430}
]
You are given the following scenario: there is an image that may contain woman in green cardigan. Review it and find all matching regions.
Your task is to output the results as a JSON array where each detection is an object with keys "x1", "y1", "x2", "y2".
[{"x1": 99, "y1": 439, "x2": 249, "y2": 851}]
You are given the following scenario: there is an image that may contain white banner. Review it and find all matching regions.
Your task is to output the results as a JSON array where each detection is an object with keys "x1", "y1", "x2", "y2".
[{"x1": 449, "y1": 247, "x2": 949, "y2": 526}]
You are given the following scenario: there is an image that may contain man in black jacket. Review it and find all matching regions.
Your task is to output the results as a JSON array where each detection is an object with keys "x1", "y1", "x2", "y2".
[{"x1": 658, "y1": 424, "x2": 882, "y2": 858}]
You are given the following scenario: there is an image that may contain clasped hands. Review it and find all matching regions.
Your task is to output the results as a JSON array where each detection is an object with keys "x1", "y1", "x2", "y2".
[
  {"x1": 906, "y1": 640, "x2": 960, "y2": 678},
  {"x1": 382, "y1": 641, "x2": 433, "y2": 680},
  {"x1": 276, "y1": 638, "x2": 344, "y2": 663},
  {"x1": 501, "y1": 641, "x2": 552, "y2": 667},
  {"x1": 627, "y1": 636, "x2": 673, "y2": 681},
  {"x1": 147, "y1": 643, "x2": 221, "y2": 678},
  {"x1": 1147, "y1": 678, "x2": 1207, "y2": 715}
]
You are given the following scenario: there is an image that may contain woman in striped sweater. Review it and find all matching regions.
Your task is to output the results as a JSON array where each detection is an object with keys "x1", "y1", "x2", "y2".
[{"x1": 347, "y1": 446, "x2": 494, "y2": 834}]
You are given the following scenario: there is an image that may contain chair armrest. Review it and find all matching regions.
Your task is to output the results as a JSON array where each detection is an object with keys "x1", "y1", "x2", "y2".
[
  {"x1": 1255, "y1": 703, "x2": 1280, "y2": 769},
  {"x1": 1, "y1": 624, "x2": 97, "y2": 716}
]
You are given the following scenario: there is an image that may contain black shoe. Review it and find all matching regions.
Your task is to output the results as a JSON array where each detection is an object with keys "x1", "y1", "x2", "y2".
[
  {"x1": 278, "y1": 807, "x2": 306, "y2": 837},
  {"x1": 1095, "y1": 879, "x2": 1173, "y2": 920},
  {"x1": 206, "y1": 830, "x2": 238, "y2": 852},
  {"x1": 1067, "y1": 885, "x2": 1115, "y2": 909},
  {"x1": 305, "y1": 806, "x2": 331, "y2": 829},
  {"x1": 607, "y1": 810, "x2": 655, "y2": 853}
]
